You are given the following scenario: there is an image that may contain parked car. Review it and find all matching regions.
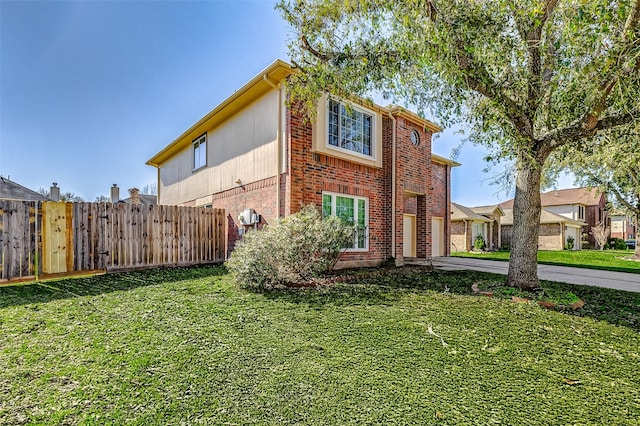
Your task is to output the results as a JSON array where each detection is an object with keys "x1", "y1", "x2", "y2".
[{"x1": 625, "y1": 239, "x2": 636, "y2": 249}]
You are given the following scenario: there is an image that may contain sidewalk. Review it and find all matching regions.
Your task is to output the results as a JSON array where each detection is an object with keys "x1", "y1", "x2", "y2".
[{"x1": 432, "y1": 257, "x2": 640, "y2": 293}]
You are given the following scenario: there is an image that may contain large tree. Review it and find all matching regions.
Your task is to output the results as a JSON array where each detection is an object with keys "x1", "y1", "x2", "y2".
[{"x1": 278, "y1": 0, "x2": 640, "y2": 290}]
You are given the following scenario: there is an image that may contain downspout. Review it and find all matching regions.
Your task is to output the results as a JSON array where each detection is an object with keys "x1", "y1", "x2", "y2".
[
  {"x1": 263, "y1": 74, "x2": 282, "y2": 218},
  {"x1": 445, "y1": 165, "x2": 450, "y2": 256},
  {"x1": 388, "y1": 112, "x2": 397, "y2": 260},
  {"x1": 464, "y1": 220, "x2": 468, "y2": 251},
  {"x1": 156, "y1": 167, "x2": 161, "y2": 204}
]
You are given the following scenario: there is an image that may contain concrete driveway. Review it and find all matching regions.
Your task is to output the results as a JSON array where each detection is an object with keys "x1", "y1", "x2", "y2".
[{"x1": 432, "y1": 257, "x2": 640, "y2": 293}]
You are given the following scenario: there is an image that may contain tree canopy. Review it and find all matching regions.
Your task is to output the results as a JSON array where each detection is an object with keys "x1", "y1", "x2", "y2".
[{"x1": 278, "y1": 0, "x2": 640, "y2": 289}]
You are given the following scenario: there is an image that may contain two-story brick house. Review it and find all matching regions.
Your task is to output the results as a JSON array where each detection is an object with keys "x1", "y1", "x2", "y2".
[{"x1": 146, "y1": 60, "x2": 458, "y2": 268}]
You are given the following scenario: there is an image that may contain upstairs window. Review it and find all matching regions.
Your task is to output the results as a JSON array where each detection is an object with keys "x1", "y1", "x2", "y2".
[
  {"x1": 322, "y1": 192, "x2": 368, "y2": 250},
  {"x1": 578, "y1": 205, "x2": 585, "y2": 220},
  {"x1": 328, "y1": 99, "x2": 373, "y2": 157},
  {"x1": 193, "y1": 134, "x2": 207, "y2": 170}
]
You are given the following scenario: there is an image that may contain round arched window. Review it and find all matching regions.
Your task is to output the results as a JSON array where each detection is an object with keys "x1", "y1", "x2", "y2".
[{"x1": 410, "y1": 129, "x2": 420, "y2": 146}]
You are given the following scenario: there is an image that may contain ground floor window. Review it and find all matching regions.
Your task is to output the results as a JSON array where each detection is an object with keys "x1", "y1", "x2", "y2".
[
  {"x1": 472, "y1": 222, "x2": 486, "y2": 242},
  {"x1": 322, "y1": 192, "x2": 368, "y2": 250}
]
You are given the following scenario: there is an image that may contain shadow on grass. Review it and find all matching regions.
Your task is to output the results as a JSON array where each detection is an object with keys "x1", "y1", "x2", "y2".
[
  {"x1": 3, "y1": 264, "x2": 638, "y2": 332},
  {"x1": 0, "y1": 265, "x2": 227, "y2": 309},
  {"x1": 258, "y1": 269, "x2": 498, "y2": 310},
  {"x1": 260, "y1": 268, "x2": 640, "y2": 332}
]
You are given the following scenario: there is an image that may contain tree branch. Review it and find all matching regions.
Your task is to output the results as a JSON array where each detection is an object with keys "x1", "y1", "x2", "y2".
[
  {"x1": 537, "y1": 1, "x2": 640, "y2": 155},
  {"x1": 607, "y1": 183, "x2": 640, "y2": 215},
  {"x1": 454, "y1": 42, "x2": 534, "y2": 138},
  {"x1": 623, "y1": 0, "x2": 640, "y2": 39},
  {"x1": 525, "y1": 0, "x2": 559, "y2": 114},
  {"x1": 540, "y1": 109, "x2": 639, "y2": 154},
  {"x1": 580, "y1": 169, "x2": 639, "y2": 214}
]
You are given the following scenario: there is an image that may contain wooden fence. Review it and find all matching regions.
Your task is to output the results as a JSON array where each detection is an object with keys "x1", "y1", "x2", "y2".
[{"x1": 0, "y1": 201, "x2": 226, "y2": 281}]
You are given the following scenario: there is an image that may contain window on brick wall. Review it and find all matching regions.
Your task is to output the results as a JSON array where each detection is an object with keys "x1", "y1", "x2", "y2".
[
  {"x1": 193, "y1": 133, "x2": 207, "y2": 171},
  {"x1": 322, "y1": 192, "x2": 368, "y2": 250},
  {"x1": 472, "y1": 222, "x2": 486, "y2": 242},
  {"x1": 327, "y1": 99, "x2": 374, "y2": 157}
]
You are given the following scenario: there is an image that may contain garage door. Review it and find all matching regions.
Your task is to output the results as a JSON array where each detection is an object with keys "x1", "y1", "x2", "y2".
[{"x1": 432, "y1": 217, "x2": 444, "y2": 257}]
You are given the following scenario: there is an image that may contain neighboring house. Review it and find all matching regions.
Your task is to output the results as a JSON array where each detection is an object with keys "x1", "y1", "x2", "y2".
[
  {"x1": 0, "y1": 177, "x2": 51, "y2": 202},
  {"x1": 499, "y1": 187, "x2": 607, "y2": 248},
  {"x1": 501, "y1": 208, "x2": 585, "y2": 250},
  {"x1": 122, "y1": 194, "x2": 157, "y2": 205},
  {"x1": 611, "y1": 214, "x2": 636, "y2": 240},
  {"x1": 146, "y1": 59, "x2": 459, "y2": 267},
  {"x1": 123, "y1": 189, "x2": 157, "y2": 205},
  {"x1": 450, "y1": 203, "x2": 504, "y2": 252}
]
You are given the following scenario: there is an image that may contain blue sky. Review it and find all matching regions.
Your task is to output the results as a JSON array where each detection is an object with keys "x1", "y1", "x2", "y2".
[{"x1": 1, "y1": 0, "x2": 573, "y2": 205}]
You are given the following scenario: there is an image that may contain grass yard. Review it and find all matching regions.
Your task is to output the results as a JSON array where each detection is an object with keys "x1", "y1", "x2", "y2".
[
  {"x1": 453, "y1": 249, "x2": 640, "y2": 274},
  {"x1": 1, "y1": 265, "x2": 639, "y2": 424}
]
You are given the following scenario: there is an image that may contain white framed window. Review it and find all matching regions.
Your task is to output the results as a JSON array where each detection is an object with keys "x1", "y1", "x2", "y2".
[
  {"x1": 578, "y1": 205, "x2": 585, "y2": 220},
  {"x1": 327, "y1": 99, "x2": 374, "y2": 157},
  {"x1": 193, "y1": 134, "x2": 207, "y2": 171},
  {"x1": 322, "y1": 192, "x2": 368, "y2": 251},
  {"x1": 472, "y1": 222, "x2": 486, "y2": 241}
]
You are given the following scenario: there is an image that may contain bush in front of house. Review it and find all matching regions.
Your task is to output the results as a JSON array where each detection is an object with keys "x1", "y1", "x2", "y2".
[
  {"x1": 473, "y1": 235, "x2": 486, "y2": 251},
  {"x1": 564, "y1": 236, "x2": 575, "y2": 250},
  {"x1": 226, "y1": 205, "x2": 354, "y2": 290},
  {"x1": 606, "y1": 237, "x2": 627, "y2": 250}
]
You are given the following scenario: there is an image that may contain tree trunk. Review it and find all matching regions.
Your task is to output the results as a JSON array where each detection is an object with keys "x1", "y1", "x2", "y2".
[
  {"x1": 507, "y1": 157, "x2": 543, "y2": 291},
  {"x1": 634, "y1": 212, "x2": 640, "y2": 259}
]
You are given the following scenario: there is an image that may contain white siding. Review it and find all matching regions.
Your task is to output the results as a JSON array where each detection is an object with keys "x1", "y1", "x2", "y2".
[
  {"x1": 158, "y1": 91, "x2": 279, "y2": 205},
  {"x1": 546, "y1": 205, "x2": 580, "y2": 221}
]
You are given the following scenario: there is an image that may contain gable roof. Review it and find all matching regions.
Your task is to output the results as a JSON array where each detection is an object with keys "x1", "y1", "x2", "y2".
[
  {"x1": 0, "y1": 177, "x2": 51, "y2": 202},
  {"x1": 147, "y1": 59, "x2": 445, "y2": 168},
  {"x1": 499, "y1": 187, "x2": 604, "y2": 209},
  {"x1": 147, "y1": 59, "x2": 295, "y2": 168},
  {"x1": 501, "y1": 208, "x2": 586, "y2": 227},
  {"x1": 470, "y1": 204, "x2": 504, "y2": 217},
  {"x1": 451, "y1": 202, "x2": 491, "y2": 222}
]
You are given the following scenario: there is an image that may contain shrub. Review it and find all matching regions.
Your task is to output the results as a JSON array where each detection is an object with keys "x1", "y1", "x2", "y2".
[
  {"x1": 564, "y1": 236, "x2": 575, "y2": 250},
  {"x1": 473, "y1": 235, "x2": 486, "y2": 251},
  {"x1": 607, "y1": 237, "x2": 627, "y2": 250},
  {"x1": 226, "y1": 205, "x2": 353, "y2": 290}
]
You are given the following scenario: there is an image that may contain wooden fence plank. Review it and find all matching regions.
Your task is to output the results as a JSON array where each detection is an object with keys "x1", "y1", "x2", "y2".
[{"x1": 65, "y1": 203, "x2": 74, "y2": 273}]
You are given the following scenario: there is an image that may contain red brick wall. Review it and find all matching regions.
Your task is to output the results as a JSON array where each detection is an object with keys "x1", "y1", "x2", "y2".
[
  {"x1": 431, "y1": 162, "x2": 451, "y2": 255},
  {"x1": 207, "y1": 176, "x2": 280, "y2": 257},
  {"x1": 287, "y1": 109, "x2": 392, "y2": 266},
  {"x1": 284, "y1": 110, "x2": 442, "y2": 265},
  {"x1": 584, "y1": 200, "x2": 607, "y2": 247},
  {"x1": 188, "y1": 105, "x2": 448, "y2": 266},
  {"x1": 393, "y1": 117, "x2": 434, "y2": 261}
]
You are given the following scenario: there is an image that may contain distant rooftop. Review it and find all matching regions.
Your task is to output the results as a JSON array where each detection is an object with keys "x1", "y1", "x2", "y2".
[
  {"x1": 499, "y1": 187, "x2": 604, "y2": 209},
  {"x1": 0, "y1": 177, "x2": 51, "y2": 202}
]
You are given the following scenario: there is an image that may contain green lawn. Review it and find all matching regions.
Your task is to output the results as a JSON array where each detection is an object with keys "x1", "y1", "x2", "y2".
[
  {"x1": 453, "y1": 249, "x2": 640, "y2": 273},
  {"x1": 1, "y1": 266, "x2": 639, "y2": 424}
]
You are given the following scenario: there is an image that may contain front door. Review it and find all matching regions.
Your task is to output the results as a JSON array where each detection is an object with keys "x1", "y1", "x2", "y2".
[{"x1": 403, "y1": 214, "x2": 416, "y2": 257}]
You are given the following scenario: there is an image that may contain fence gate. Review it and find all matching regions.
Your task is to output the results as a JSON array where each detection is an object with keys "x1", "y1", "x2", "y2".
[{"x1": 41, "y1": 202, "x2": 74, "y2": 274}]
